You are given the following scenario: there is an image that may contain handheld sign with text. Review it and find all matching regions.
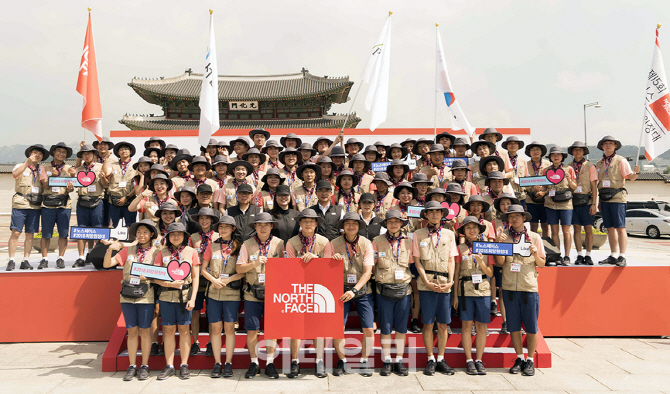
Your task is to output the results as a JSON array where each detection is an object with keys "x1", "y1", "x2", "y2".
[
  {"x1": 48, "y1": 177, "x2": 83, "y2": 187},
  {"x1": 406, "y1": 202, "x2": 460, "y2": 220},
  {"x1": 518, "y1": 169, "x2": 565, "y2": 188},
  {"x1": 444, "y1": 157, "x2": 470, "y2": 166},
  {"x1": 129, "y1": 260, "x2": 191, "y2": 282},
  {"x1": 70, "y1": 222, "x2": 129, "y2": 241},
  {"x1": 371, "y1": 156, "x2": 417, "y2": 172},
  {"x1": 473, "y1": 233, "x2": 532, "y2": 257},
  {"x1": 265, "y1": 258, "x2": 343, "y2": 339}
]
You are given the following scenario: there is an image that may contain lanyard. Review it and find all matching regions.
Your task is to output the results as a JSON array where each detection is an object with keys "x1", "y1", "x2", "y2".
[
  {"x1": 345, "y1": 241, "x2": 356, "y2": 270},
  {"x1": 217, "y1": 239, "x2": 233, "y2": 267}
]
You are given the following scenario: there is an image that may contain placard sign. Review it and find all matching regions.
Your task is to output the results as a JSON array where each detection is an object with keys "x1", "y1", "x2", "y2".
[
  {"x1": 130, "y1": 260, "x2": 191, "y2": 281},
  {"x1": 406, "y1": 203, "x2": 460, "y2": 220},
  {"x1": 519, "y1": 169, "x2": 565, "y2": 187},
  {"x1": 69, "y1": 224, "x2": 128, "y2": 241},
  {"x1": 48, "y1": 177, "x2": 82, "y2": 187},
  {"x1": 443, "y1": 157, "x2": 470, "y2": 166},
  {"x1": 371, "y1": 157, "x2": 417, "y2": 172},
  {"x1": 407, "y1": 206, "x2": 423, "y2": 218},
  {"x1": 473, "y1": 234, "x2": 532, "y2": 257}
]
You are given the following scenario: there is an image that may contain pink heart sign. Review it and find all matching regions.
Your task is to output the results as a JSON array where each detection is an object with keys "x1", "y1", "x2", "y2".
[
  {"x1": 167, "y1": 260, "x2": 191, "y2": 281},
  {"x1": 442, "y1": 202, "x2": 461, "y2": 220},
  {"x1": 77, "y1": 171, "x2": 96, "y2": 187},
  {"x1": 545, "y1": 168, "x2": 565, "y2": 185}
]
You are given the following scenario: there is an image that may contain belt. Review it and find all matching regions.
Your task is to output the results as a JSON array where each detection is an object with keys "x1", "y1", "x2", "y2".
[
  {"x1": 424, "y1": 270, "x2": 449, "y2": 278},
  {"x1": 508, "y1": 290, "x2": 529, "y2": 305},
  {"x1": 162, "y1": 283, "x2": 193, "y2": 312},
  {"x1": 459, "y1": 275, "x2": 488, "y2": 311}
]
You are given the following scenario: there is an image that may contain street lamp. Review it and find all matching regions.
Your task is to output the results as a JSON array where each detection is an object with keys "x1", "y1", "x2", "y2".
[{"x1": 583, "y1": 102, "x2": 601, "y2": 148}]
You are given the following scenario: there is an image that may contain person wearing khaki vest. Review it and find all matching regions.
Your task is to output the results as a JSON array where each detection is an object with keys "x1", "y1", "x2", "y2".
[
  {"x1": 567, "y1": 141, "x2": 599, "y2": 265},
  {"x1": 453, "y1": 216, "x2": 495, "y2": 376},
  {"x1": 372, "y1": 210, "x2": 413, "y2": 377},
  {"x1": 480, "y1": 170, "x2": 510, "y2": 222},
  {"x1": 491, "y1": 193, "x2": 520, "y2": 333},
  {"x1": 242, "y1": 148, "x2": 267, "y2": 190},
  {"x1": 540, "y1": 147, "x2": 578, "y2": 265},
  {"x1": 330, "y1": 212, "x2": 375, "y2": 377},
  {"x1": 201, "y1": 216, "x2": 244, "y2": 378},
  {"x1": 494, "y1": 205, "x2": 546, "y2": 377},
  {"x1": 294, "y1": 163, "x2": 320, "y2": 211},
  {"x1": 449, "y1": 160, "x2": 478, "y2": 203},
  {"x1": 348, "y1": 154, "x2": 374, "y2": 194},
  {"x1": 6, "y1": 144, "x2": 49, "y2": 271},
  {"x1": 412, "y1": 201, "x2": 458, "y2": 376},
  {"x1": 468, "y1": 140, "x2": 495, "y2": 186},
  {"x1": 254, "y1": 168, "x2": 285, "y2": 212},
  {"x1": 104, "y1": 142, "x2": 137, "y2": 229},
  {"x1": 184, "y1": 156, "x2": 218, "y2": 194},
  {"x1": 279, "y1": 148, "x2": 303, "y2": 191},
  {"x1": 524, "y1": 142, "x2": 551, "y2": 237},
  {"x1": 129, "y1": 174, "x2": 178, "y2": 228},
  {"x1": 151, "y1": 222, "x2": 200, "y2": 380},
  {"x1": 595, "y1": 136, "x2": 639, "y2": 267},
  {"x1": 479, "y1": 128, "x2": 510, "y2": 165},
  {"x1": 371, "y1": 173, "x2": 395, "y2": 220},
  {"x1": 38, "y1": 143, "x2": 76, "y2": 270},
  {"x1": 236, "y1": 213, "x2": 285, "y2": 379},
  {"x1": 284, "y1": 209, "x2": 332, "y2": 379},
  {"x1": 421, "y1": 145, "x2": 452, "y2": 189},
  {"x1": 102, "y1": 219, "x2": 159, "y2": 381},
  {"x1": 74, "y1": 144, "x2": 108, "y2": 268},
  {"x1": 333, "y1": 170, "x2": 361, "y2": 213},
  {"x1": 501, "y1": 136, "x2": 528, "y2": 208},
  {"x1": 390, "y1": 182, "x2": 419, "y2": 235}
]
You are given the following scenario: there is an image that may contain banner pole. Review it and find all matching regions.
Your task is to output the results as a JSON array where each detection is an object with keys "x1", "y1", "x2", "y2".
[
  {"x1": 339, "y1": 79, "x2": 364, "y2": 134},
  {"x1": 434, "y1": 24, "x2": 439, "y2": 137}
]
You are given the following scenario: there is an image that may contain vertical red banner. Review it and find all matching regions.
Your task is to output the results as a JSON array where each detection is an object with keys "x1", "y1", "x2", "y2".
[{"x1": 264, "y1": 258, "x2": 344, "y2": 339}]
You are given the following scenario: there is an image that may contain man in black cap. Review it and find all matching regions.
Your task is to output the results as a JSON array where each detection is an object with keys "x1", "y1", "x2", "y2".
[
  {"x1": 226, "y1": 183, "x2": 261, "y2": 242},
  {"x1": 310, "y1": 180, "x2": 344, "y2": 241},
  {"x1": 568, "y1": 141, "x2": 598, "y2": 265}
]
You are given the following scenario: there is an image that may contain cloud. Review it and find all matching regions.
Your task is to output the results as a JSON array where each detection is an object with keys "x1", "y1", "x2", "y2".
[{"x1": 554, "y1": 70, "x2": 610, "y2": 92}]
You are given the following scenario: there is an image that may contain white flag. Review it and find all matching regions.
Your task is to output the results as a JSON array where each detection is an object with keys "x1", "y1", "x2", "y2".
[
  {"x1": 436, "y1": 29, "x2": 475, "y2": 137},
  {"x1": 361, "y1": 16, "x2": 392, "y2": 131},
  {"x1": 198, "y1": 13, "x2": 220, "y2": 148},
  {"x1": 643, "y1": 27, "x2": 670, "y2": 161}
]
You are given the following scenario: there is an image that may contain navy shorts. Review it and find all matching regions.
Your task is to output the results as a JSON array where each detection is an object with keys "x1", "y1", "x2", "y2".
[
  {"x1": 193, "y1": 291, "x2": 206, "y2": 311},
  {"x1": 493, "y1": 266, "x2": 502, "y2": 287},
  {"x1": 546, "y1": 208, "x2": 573, "y2": 226},
  {"x1": 121, "y1": 303, "x2": 154, "y2": 329},
  {"x1": 343, "y1": 293, "x2": 375, "y2": 329},
  {"x1": 102, "y1": 200, "x2": 111, "y2": 228},
  {"x1": 158, "y1": 300, "x2": 193, "y2": 326},
  {"x1": 526, "y1": 203, "x2": 546, "y2": 224},
  {"x1": 244, "y1": 300, "x2": 264, "y2": 331},
  {"x1": 601, "y1": 202, "x2": 626, "y2": 229},
  {"x1": 503, "y1": 290, "x2": 539, "y2": 334},
  {"x1": 10, "y1": 208, "x2": 41, "y2": 234},
  {"x1": 76, "y1": 202, "x2": 104, "y2": 227},
  {"x1": 459, "y1": 296, "x2": 491, "y2": 324},
  {"x1": 572, "y1": 204, "x2": 595, "y2": 226},
  {"x1": 109, "y1": 204, "x2": 137, "y2": 228},
  {"x1": 40, "y1": 208, "x2": 71, "y2": 238},
  {"x1": 376, "y1": 293, "x2": 411, "y2": 335},
  {"x1": 207, "y1": 298, "x2": 240, "y2": 324},
  {"x1": 418, "y1": 291, "x2": 452, "y2": 325}
]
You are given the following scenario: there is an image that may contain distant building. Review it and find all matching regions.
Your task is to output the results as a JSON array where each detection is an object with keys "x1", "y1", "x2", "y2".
[{"x1": 119, "y1": 68, "x2": 361, "y2": 130}]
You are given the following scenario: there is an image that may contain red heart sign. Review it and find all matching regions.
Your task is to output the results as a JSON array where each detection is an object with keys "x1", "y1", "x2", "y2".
[
  {"x1": 545, "y1": 168, "x2": 565, "y2": 185},
  {"x1": 77, "y1": 171, "x2": 96, "y2": 187},
  {"x1": 442, "y1": 202, "x2": 461, "y2": 220},
  {"x1": 167, "y1": 260, "x2": 191, "y2": 281}
]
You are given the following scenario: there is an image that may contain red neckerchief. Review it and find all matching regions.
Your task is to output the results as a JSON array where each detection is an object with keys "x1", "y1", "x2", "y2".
[
  {"x1": 391, "y1": 177, "x2": 403, "y2": 188},
  {"x1": 416, "y1": 196, "x2": 426, "y2": 206},
  {"x1": 509, "y1": 226, "x2": 529, "y2": 243},
  {"x1": 341, "y1": 190, "x2": 354, "y2": 210},
  {"x1": 493, "y1": 150, "x2": 501, "y2": 157},
  {"x1": 198, "y1": 230, "x2": 214, "y2": 255},
  {"x1": 421, "y1": 157, "x2": 430, "y2": 167},
  {"x1": 232, "y1": 178, "x2": 247, "y2": 191},
  {"x1": 215, "y1": 238, "x2": 234, "y2": 265},
  {"x1": 334, "y1": 164, "x2": 345, "y2": 177},
  {"x1": 285, "y1": 168, "x2": 297, "y2": 187},
  {"x1": 252, "y1": 171, "x2": 260, "y2": 187},
  {"x1": 96, "y1": 155, "x2": 105, "y2": 164},
  {"x1": 177, "y1": 171, "x2": 192, "y2": 181},
  {"x1": 50, "y1": 161, "x2": 64, "y2": 176},
  {"x1": 269, "y1": 160, "x2": 281, "y2": 169},
  {"x1": 455, "y1": 178, "x2": 466, "y2": 193},
  {"x1": 154, "y1": 193, "x2": 169, "y2": 207},
  {"x1": 136, "y1": 245, "x2": 151, "y2": 263},
  {"x1": 304, "y1": 184, "x2": 315, "y2": 204},
  {"x1": 602, "y1": 152, "x2": 615, "y2": 175},
  {"x1": 531, "y1": 159, "x2": 542, "y2": 175},
  {"x1": 509, "y1": 155, "x2": 518, "y2": 171},
  {"x1": 254, "y1": 235, "x2": 273, "y2": 257},
  {"x1": 159, "y1": 222, "x2": 168, "y2": 236},
  {"x1": 384, "y1": 231, "x2": 407, "y2": 263},
  {"x1": 375, "y1": 191, "x2": 388, "y2": 212},
  {"x1": 83, "y1": 162, "x2": 95, "y2": 172},
  {"x1": 435, "y1": 163, "x2": 447, "y2": 183},
  {"x1": 298, "y1": 233, "x2": 316, "y2": 255},
  {"x1": 488, "y1": 187, "x2": 500, "y2": 200},
  {"x1": 398, "y1": 202, "x2": 409, "y2": 214},
  {"x1": 572, "y1": 158, "x2": 586, "y2": 179},
  {"x1": 119, "y1": 161, "x2": 131, "y2": 177},
  {"x1": 345, "y1": 234, "x2": 359, "y2": 255},
  {"x1": 167, "y1": 245, "x2": 185, "y2": 261},
  {"x1": 464, "y1": 234, "x2": 485, "y2": 254},
  {"x1": 194, "y1": 177, "x2": 207, "y2": 187}
]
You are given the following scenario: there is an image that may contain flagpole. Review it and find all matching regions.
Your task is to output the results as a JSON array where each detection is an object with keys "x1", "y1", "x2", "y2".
[
  {"x1": 434, "y1": 23, "x2": 439, "y2": 137},
  {"x1": 636, "y1": 23, "x2": 662, "y2": 168}
]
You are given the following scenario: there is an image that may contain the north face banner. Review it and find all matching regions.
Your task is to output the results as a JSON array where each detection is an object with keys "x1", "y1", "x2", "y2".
[{"x1": 264, "y1": 258, "x2": 343, "y2": 339}]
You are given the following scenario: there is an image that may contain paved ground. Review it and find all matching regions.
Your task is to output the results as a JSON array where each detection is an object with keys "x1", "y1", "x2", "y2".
[{"x1": 0, "y1": 337, "x2": 669, "y2": 393}]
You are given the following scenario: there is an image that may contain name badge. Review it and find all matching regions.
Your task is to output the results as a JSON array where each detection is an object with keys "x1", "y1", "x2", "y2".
[
  {"x1": 603, "y1": 180, "x2": 611, "y2": 188},
  {"x1": 163, "y1": 257, "x2": 170, "y2": 263},
  {"x1": 119, "y1": 181, "x2": 127, "y2": 188},
  {"x1": 296, "y1": 198, "x2": 303, "y2": 204},
  {"x1": 420, "y1": 242, "x2": 428, "y2": 247},
  {"x1": 395, "y1": 270, "x2": 404, "y2": 280},
  {"x1": 347, "y1": 274, "x2": 357, "y2": 284},
  {"x1": 283, "y1": 251, "x2": 289, "y2": 258},
  {"x1": 23, "y1": 170, "x2": 30, "y2": 177},
  {"x1": 250, "y1": 255, "x2": 258, "y2": 261},
  {"x1": 154, "y1": 239, "x2": 161, "y2": 246},
  {"x1": 88, "y1": 185, "x2": 97, "y2": 193},
  {"x1": 129, "y1": 276, "x2": 140, "y2": 285},
  {"x1": 472, "y1": 274, "x2": 483, "y2": 284},
  {"x1": 212, "y1": 254, "x2": 221, "y2": 260},
  {"x1": 46, "y1": 171, "x2": 52, "y2": 176},
  {"x1": 267, "y1": 201, "x2": 273, "y2": 206},
  {"x1": 378, "y1": 252, "x2": 386, "y2": 258},
  {"x1": 51, "y1": 187, "x2": 61, "y2": 193},
  {"x1": 473, "y1": 172, "x2": 479, "y2": 178},
  {"x1": 548, "y1": 190, "x2": 556, "y2": 197},
  {"x1": 258, "y1": 273, "x2": 266, "y2": 283},
  {"x1": 113, "y1": 171, "x2": 118, "y2": 175},
  {"x1": 31, "y1": 186, "x2": 40, "y2": 194},
  {"x1": 127, "y1": 255, "x2": 134, "y2": 262},
  {"x1": 576, "y1": 186, "x2": 583, "y2": 193},
  {"x1": 510, "y1": 263, "x2": 521, "y2": 273},
  {"x1": 219, "y1": 273, "x2": 229, "y2": 279},
  {"x1": 227, "y1": 194, "x2": 233, "y2": 199},
  {"x1": 338, "y1": 201, "x2": 344, "y2": 206}
]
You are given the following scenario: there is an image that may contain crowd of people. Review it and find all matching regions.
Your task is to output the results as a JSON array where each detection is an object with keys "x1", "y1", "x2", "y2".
[{"x1": 8, "y1": 128, "x2": 639, "y2": 381}]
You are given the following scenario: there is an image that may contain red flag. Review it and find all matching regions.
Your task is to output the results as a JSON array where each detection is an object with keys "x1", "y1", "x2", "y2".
[{"x1": 76, "y1": 11, "x2": 102, "y2": 142}]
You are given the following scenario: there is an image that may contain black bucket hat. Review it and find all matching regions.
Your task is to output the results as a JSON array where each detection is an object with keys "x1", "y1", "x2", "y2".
[
  {"x1": 149, "y1": 164, "x2": 169, "y2": 178},
  {"x1": 362, "y1": 145, "x2": 381, "y2": 161},
  {"x1": 484, "y1": 170, "x2": 510, "y2": 186},
  {"x1": 262, "y1": 139, "x2": 284, "y2": 154},
  {"x1": 501, "y1": 204, "x2": 532, "y2": 223},
  {"x1": 155, "y1": 201, "x2": 182, "y2": 218},
  {"x1": 501, "y1": 136, "x2": 525, "y2": 150},
  {"x1": 525, "y1": 141, "x2": 548, "y2": 158},
  {"x1": 453, "y1": 137, "x2": 471, "y2": 150},
  {"x1": 296, "y1": 208, "x2": 324, "y2": 224},
  {"x1": 217, "y1": 215, "x2": 237, "y2": 233},
  {"x1": 93, "y1": 137, "x2": 115, "y2": 150},
  {"x1": 493, "y1": 193, "x2": 521, "y2": 213},
  {"x1": 450, "y1": 159, "x2": 470, "y2": 172},
  {"x1": 411, "y1": 172, "x2": 433, "y2": 186},
  {"x1": 132, "y1": 156, "x2": 153, "y2": 170},
  {"x1": 174, "y1": 186, "x2": 196, "y2": 203},
  {"x1": 387, "y1": 143, "x2": 409, "y2": 160},
  {"x1": 435, "y1": 132, "x2": 456, "y2": 146},
  {"x1": 242, "y1": 147, "x2": 267, "y2": 165},
  {"x1": 330, "y1": 146, "x2": 346, "y2": 158},
  {"x1": 568, "y1": 141, "x2": 590, "y2": 156},
  {"x1": 188, "y1": 156, "x2": 212, "y2": 171},
  {"x1": 339, "y1": 211, "x2": 366, "y2": 229},
  {"x1": 458, "y1": 216, "x2": 487, "y2": 235},
  {"x1": 480, "y1": 155, "x2": 505, "y2": 177},
  {"x1": 26, "y1": 144, "x2": 50, "y2": 161},
  {"x1": 144, "y1": 137, "x2": 166, "y2": 150},
  {"x1": 249, "y1": 128, "x2": 271, "y2": 140},
  {"x1": 49, "y1": 142, "x2": 72, "y2": 159},
  {"x1": 412, "y1": 138, "x2": 433, "y2": 155},
  {"x1": 148, "y1": 173, "x2": 173, "y2": 192},
  {"x1": 129, "y1": 219, "x2": 158, "y2": 240},
  {"x1": 345, "y1": 138, "x2": 365, "y2": 152},
  {"x1": 420, "y1": 200, "x2": 449, "y2": 220},
  {"x1": 261, "y1": 168, "x2": 286, "y2": 184},
  {"x1": 191, "y1": 207, "x2": 220, "y2": 227},
  {"x1": 297, "y1": 162, "x2": 322, "y2": 181},
  {"x1": 479, "y1": 127, "x2": 503, "y2": 142},
  {"x1": 227, "y1": 160, "x2": 253, "y2": 176},
  {"x1": 372, "y1": 172, "x2": 392, "y2": 187},
  {"x1": 143, "y1": 147, "x2": 163, "y2": 159},
  {"x1": 298, "y1": 142, "x2": 317, "y2": 157},
  {"x1": 386, "y1": 159, "x2": 409, "y2": 178},
  {"x1": 170, "y1": 149, "x2": 194, "y2": 171},
  {"x1": 336, "y1": 169, "x2": 360, "y2": 190},
  {"x1": 393, "y1": 182, "x2": 418, "y2": 201},
  {"x1": 546, "y1": 146, "x2": 568, "y2": 161},
  {"x1": 470, "y1": 140, "x2": 496, "y2": 157},
  {"x1": 381, "y1": 209, "x2": 409, "y2": 228},
  {"x1": 463, "y1": 194, "x2": 491, "y2": 213},
  {"x1": 280, "y1": 133, "x2": 302, "y2": 148},
  {"x1": 278, "y1": 147, "x2": 300, "y2": 164},
  {"x1": 426, "y1": 187, "x2": 451, "y2": 203},
  {"x1": 76, "y1": 144, "x2": 96, "y2": 159},
  {"x1": 348, "y1": 154, "x2": 371, "y2": 174},
  {"x1": 597, "y1": 135, "x2": 622, "y2": 151}
]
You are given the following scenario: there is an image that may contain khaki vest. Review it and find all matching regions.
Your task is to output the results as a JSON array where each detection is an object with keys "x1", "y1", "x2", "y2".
[
  {"x1": 457, "y1": 243, "x2": 491, "y2": 297},
  {"x1": 108, "y1": 162, "x2": 137, "y2": 198},
  {"x1": 389, "y1": 204, "x2": 419, "y2": 235},
  {"x1": 120, "y1": 244, "x2": 158, "y2": 304},
  {"x1": 280, "y1": 168, "x2": 303, "y2": 191},
  {"x1": 143, "y1": 196, "x2": 177, "y2": 227},
  {"x1": 470, "y1": 161, "x2": 483, "y2": 186},
  {"x1": 421, "y1": 165, "x2": 452, "y2": 189},
  {"x1": 508, "y1": 156, "x2": 528, "y2": 199},
  {"x1": 185, "y1": 178, "x2": 219, "y2": 193},
  {"x1": 355, "y1": 174, "x2": 374, "y2": 194},
  {"x1": 569, "y1": 160, "x2": 595, "y2": 199},
  {"x1": 294, "y1": 184, "x2": 318, "y2": 211},
  {"x1": 191, "y1": 231, "x2": 220, "y2": 292},
  {"x1": 374, "y1": 192, "x2": 395, "y2": 220},
  {"x1": 414, "y1": 228, "x2": 455, "y2": 293},
  {"x1": 334, "y1": 191, "x2": 360, "y2": 213},
  {"x1": 543, "y1": 164, "x2": 573, "y2": 210},
  {"x1": 331, "y1": 236, "x2": 373, "y2": 294},
  {"x1": 256, "y1": 190, "x2": 275, "y2": 212},
  {"x1": 207, "y1": 240, "x2": 241, "y2": 302},
  {"x1": 41, "y1": 163, "x2": 74, "y2": 210},
  {"x1": 242, "y1": 236, "x2": 285, "y2": 302},
  {"x1": 223, "y1": 179, "x2": 255, "y2": 208},
  {"x1": 287, "y1": 234, "x2": 329, "y2": 258},
  {"x1": 171, "y1": 175, "x2": 189, "y2": 191},
  {"x1": 525, "y1": 159, "x2": 551, "y2": 205},
  {"x1": 373, "y1": 235, "x2": 412, "y2": 295},
  {"x1": 12, "y1": 165, "x2": 44, "y2": 210},
  {"x1": 596, "y1": 155, "x2": 627, "y2": 203},
  {"x1": 500, "y1": 230, "x2": 541, "y2": 293},
  {"x1": 482, "y1": 193, "x2": 500, "y2": 222},
  {"x1": 75, "y1": 162, "x2": 105, "y2": 197},
  {"x1": 158, "y1": 246, "x2": 196, "y2": 303}
]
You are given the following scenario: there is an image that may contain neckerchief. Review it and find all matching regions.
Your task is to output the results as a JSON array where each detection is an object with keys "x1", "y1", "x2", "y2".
[
  {"x1": 345, "y1": 234, "x2": 359, "y2": 269},
  {"x1": 154, "y1": 193, "x2": 169, "y2": 208},
  {"x1": 572, "y1": 158, "x2": 586, "y2": 179},
  {"x1": 178, "y1": 203, "x2": 187, "y2": 215},
  {"x1": 216, "y1": 176, "x2": 225, "y2": 189},
  {"x1": 252, "y1": 170, "x2": 260, "y2": 187},
  {"x1": 96, "y1": 153, "x2": 106, "y2": 164},
  {"x1": 27, "y1": 165, "x2": 39, "y2": 184},
  {"x1": 303, "y1": 184, "x2": 315, "y2": 205},
  {"x1": 391, "y1": 177, "x2": 403, "y2": 188},
  {"x1": 531, "y1": 159, "x2": 542, "y2": 176},
  {"x1": 602, "y1": 152, "x2": 615, "y2": 175},
  {"x1": 464, "y1": 234, "x2": 485, "y2": 255},
  {"x1": 177, "y1": 171, "x2": 192, "y2": 181},
  {"x1": 509, "y1": 226, "x2": 529, "y2": 243},
  {"x1": 435, "y1": 164, "x2": 447, "y2": 184},
  {"x1": 493, "y1": 150, "x2": 501, "y2": 158},
  {"x1": 298, "y1": 233, "x2": 316, "y2": 255},
  {"x1": 119, "y1": 161, "x2": 131, "y2": 177},
  {"x1": 215, "y1": 238, "x2": 234, "y2": 267},
  {"x1": 509, "y1": 155, "x2": 518, "y2": 171},
  {"x1": 421, "y1": 157, "x2": 430, "y2": 167},
  {"x1": 83, "y1": 162, "x2": 95, "y2": 173},
  {"x1": 167, "y1": 245, "x2": 185, "y2": 261},
  {"x1": 232, "y1": 178, "x2": 247, "y2": 192},
  {"x1": 194, "y1": 177, "x2": 207, "y2": 187},
  {"x1": 50, "y1": 161, "x2": 64, "y2": 177},
  {"x1": 341, "y1": 190, "x2": 354, "y2": 211},
  {"x1": 375, "y1": 191, "x2": 388, "y2": 212},
  {"x1": 269, "y1": 159, "x2": 281, "y2": 169},
  {"x1": 416, "y1": 196, "x2": 426, "y2": 206},
  {"x1": 427, "y1": 222, "x2": 443, "y2": 246},
  {"x1": 455, "y1": 178, "x2": 466, "y2": 193},
  {"x1": 254, "y1": 235, "x2": 273, "y2": 257},
  {"x1": 136, "y1": 245, "x2": 151, "y2": 263},
  {"x1": 285, "y1": 167, "x2": 297, "y2": 187},
  {"x1": 487, "y1": 187, "x2": 500, "y2": 200},
  {"x1": 197, "y1": 230, "x2": 214, "y2": 255},
  {"x1": 334, "y1": 164, "x2": 345, "y2": 177},
  {"x1": 159, "y1": 222, "x2": 168, "y2": 237}
]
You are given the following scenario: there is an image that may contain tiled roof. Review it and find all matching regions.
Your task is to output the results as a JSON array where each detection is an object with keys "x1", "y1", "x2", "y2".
[
  {"x1": 119, "y1": 114, "x2": 361, "y2": 130},
  {"x1": 128, "y1": 70, "x2": 353, "y2": 104}
]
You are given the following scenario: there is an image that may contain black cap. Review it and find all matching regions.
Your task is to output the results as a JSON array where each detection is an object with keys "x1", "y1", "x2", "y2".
[
  {"x1": 237, "y1": 183, "x2": 253, "y2": 194},
  {"x1": 196, "y1": 184, "x2": 213, "y2": 194},
  {"x1": 316, "y1": 179, "x2": 332, "y2": 190},
  {"x1": 359, "y1": 193, "x2": 375, "y2": 203},
  {"x1": 275, "y1": 184, "x2": 291, "y2": 196}
]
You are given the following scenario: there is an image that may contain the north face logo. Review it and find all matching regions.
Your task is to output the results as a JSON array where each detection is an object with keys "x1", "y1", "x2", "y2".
[{"x1": 273, "y1": 284, "x2": 335, "y2": 314}]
